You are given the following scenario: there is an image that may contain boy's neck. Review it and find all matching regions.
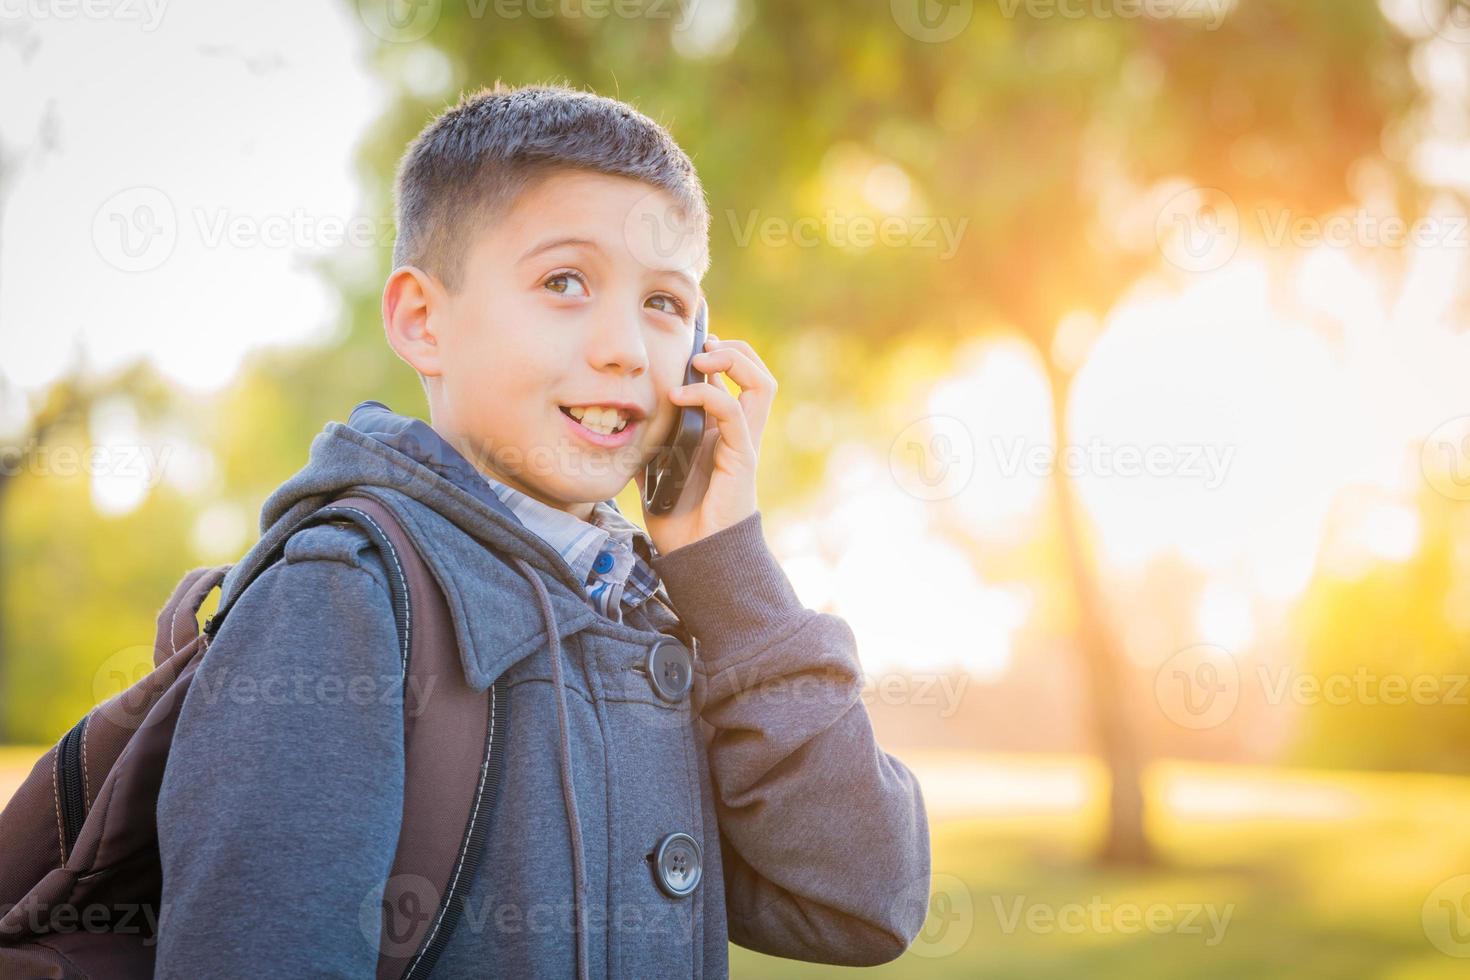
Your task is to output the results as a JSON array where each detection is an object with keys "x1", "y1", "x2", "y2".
[{"x1": 430, "y1": 420, "x2": 597, "y2": 523}]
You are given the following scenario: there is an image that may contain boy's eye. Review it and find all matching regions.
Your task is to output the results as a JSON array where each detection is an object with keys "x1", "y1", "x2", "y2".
[
  {"x1": 646, "y1": 293, "x2": 687, "y2": 317},
  {"x1": 544, "y1": 271, "x2": 588, "y2": 296}
]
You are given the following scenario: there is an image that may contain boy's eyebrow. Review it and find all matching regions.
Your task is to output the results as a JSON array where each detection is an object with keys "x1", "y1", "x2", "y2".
[
  {"x1": 518, "y1": 236, "x2": 601, "y2": 263},
  {"x1": 664, "y1": 267, "x2": 699, "y2": 295}
]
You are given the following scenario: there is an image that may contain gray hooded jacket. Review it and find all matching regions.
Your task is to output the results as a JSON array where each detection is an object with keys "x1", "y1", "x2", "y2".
[{"x1": 154, "y1": 402, "x2": 930, "y2": 978}]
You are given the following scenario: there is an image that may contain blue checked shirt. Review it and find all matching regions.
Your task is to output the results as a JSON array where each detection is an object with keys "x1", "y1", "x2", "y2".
[
  {"x1": 349, "y1": 400, "x2": 661, "y2": 624},
  {"x1": 478, "y1": 475, "x2": 662, "y2": 624}
]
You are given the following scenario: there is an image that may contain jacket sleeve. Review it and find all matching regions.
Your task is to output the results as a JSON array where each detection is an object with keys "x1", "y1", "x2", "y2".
[
  {"x1": 648, "y1": 510, "x2": 932, "y2": 966},
  {"x1": 154, "y1": 524, "x2": 406, "y2": 979}
]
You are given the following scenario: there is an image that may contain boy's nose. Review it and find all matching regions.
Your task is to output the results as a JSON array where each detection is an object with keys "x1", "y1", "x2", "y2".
[{"x1": 584, "y1": 310, "x2": 650, "y2": 373}]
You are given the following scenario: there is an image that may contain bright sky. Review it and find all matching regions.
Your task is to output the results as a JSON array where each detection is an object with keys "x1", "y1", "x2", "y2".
[{"x1": 0, "y1": 0, "x2": 390, "y2": 404}]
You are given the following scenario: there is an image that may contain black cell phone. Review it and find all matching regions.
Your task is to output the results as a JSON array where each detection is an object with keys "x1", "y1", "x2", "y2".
[{"x1": 642, "y1": 298, "x2": 709, "y2": 515}]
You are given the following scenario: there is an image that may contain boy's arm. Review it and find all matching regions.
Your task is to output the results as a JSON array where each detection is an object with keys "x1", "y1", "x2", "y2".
[
  {"x1": 155, "y1": 524, "x2": 405, "y2": 978},
  {"x1": 649, "y1": 511, "x2": 932, "y2": 966}
]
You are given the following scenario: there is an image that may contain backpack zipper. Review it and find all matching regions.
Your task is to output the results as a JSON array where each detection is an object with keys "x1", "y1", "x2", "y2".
[{"x1": 55, "y1": 713, "x2": 89, "y2": 860}]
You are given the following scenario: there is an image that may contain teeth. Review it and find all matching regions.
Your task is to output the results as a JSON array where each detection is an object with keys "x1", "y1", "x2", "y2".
[{"x1": 566, "y1": 406, "x2": 629, "y2": 435}]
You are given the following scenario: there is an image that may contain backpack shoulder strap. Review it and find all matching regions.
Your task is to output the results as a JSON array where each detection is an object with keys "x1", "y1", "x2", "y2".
[
  {"x1": 200, "y1": 492, "x2": 506, "y2": 980},
  {"x1": 324, "y1": 494, "x2": 508, "y2": 980},
  {"x1": 154, "y1": 565, "x2": 232, "y2": 669}
]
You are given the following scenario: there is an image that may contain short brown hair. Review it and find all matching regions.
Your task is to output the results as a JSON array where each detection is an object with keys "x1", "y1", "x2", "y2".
[{"x1": 391, "y1": 82, "x2": 709, "y2": 291}]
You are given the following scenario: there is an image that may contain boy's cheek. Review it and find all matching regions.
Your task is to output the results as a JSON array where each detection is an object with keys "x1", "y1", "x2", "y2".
[{"x1": 645, "y1": 403, "x2": 678, "y2": 444}]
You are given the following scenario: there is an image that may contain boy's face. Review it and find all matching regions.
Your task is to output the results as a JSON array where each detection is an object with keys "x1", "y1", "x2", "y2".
[{"x1": 409, "y1": 169, "x2": 704, "y2": 518}]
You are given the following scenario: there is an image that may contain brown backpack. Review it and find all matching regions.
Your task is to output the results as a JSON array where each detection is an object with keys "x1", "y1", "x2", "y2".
[{"x1": 0, "y1": 493, "x2": 508, "y2": 979}]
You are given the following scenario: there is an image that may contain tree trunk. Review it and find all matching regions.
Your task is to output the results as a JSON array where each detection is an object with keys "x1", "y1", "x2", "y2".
[{"x1": 1044, "y1": 359, "x2": 1153, "y2": 866}]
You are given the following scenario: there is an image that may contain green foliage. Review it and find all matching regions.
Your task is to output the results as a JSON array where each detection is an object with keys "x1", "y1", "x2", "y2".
[
  {"x1": 1290, "y1": 489, "x2": 1470, "y2": 775},
  {"x1": 3, "y1": 426, "x2": 196, "y2": 743}
]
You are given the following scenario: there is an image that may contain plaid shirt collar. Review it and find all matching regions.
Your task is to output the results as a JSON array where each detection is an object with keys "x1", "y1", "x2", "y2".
[
  {"x1": 478, "y1": 474, "x2": 662, "y2": 623},
  {"x1": 347, "y1": 400, "x2": 660, "y2": 623}
]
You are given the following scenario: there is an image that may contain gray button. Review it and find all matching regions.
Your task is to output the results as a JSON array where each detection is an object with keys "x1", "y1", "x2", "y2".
[
  {"x1": 645, "y1": 636, "x2": 693, "y2": 703},
  {"x1": 652, "y1": 832, "x2": 702, "y2": 898}
]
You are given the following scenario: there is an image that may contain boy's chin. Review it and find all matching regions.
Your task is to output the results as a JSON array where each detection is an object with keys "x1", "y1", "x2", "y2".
[{"x1": 538, "y1": 472, "x2": 638, "y2": 509}]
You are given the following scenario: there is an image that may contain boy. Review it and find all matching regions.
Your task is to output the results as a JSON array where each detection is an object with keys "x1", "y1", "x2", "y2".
[{"x1": 154, "y1": 83, "x2": 930, "y2": 978}]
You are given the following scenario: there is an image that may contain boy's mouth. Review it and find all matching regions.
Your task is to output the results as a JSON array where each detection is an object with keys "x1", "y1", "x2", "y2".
[
  {"x1": 557, "y1": 403, "x2": 648, "y2": 448},
  {"x1": 559, "y1": 404, "x2": 632, "y2": 435}
]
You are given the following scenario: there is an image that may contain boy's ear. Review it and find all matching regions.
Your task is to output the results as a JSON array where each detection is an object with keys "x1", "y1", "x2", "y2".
[{"x1": 382, "y1": 265, "x2": 446, "y2": 378}]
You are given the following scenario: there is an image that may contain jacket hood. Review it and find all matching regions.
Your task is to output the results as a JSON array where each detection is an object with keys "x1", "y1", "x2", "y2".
[{"x1": 218, "y1": 400, "x2": 679, "y2": 693}]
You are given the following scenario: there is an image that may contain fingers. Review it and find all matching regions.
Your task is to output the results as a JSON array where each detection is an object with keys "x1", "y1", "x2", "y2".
[
  {"x1": 691, "y1": 343, "x2": 775, "y2": 449},
  {"x1": 705, "y1": 336, "x2": 774, "y2": 380},
  {"x1": 670, "y1": 379, "x2": 754, "y2": 459}
]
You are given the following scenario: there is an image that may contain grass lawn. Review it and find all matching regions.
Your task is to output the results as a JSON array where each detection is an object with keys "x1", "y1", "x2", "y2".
[
  {"x1": 3, "y1": 746, "x2": 1466, "y2": 977},
  {"x1": 730, "y1": 752, "x2": 1470, "y2": 979}
]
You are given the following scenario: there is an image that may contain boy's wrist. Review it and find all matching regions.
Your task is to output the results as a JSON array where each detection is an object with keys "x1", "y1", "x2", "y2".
[{"x1": 648, "y1": 510, "x2": 807, "y2": 659}]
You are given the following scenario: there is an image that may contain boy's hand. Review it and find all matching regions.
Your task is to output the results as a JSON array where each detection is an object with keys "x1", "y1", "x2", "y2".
[{"x1": 635, "y1": 333, "x2": 775, "y2": 554}]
